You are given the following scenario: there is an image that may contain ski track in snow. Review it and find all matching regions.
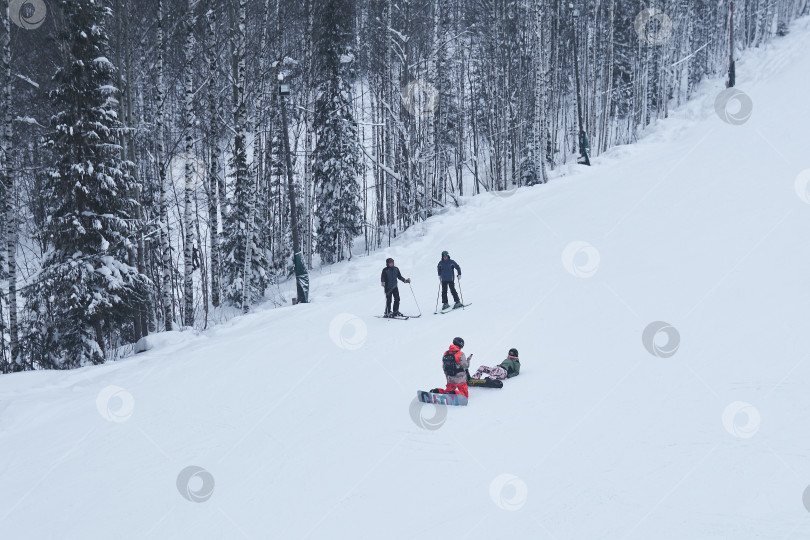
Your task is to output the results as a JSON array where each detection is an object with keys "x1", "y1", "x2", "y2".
[{"x1": 2, "y1": 16, "x2": 810, "y2": 540}]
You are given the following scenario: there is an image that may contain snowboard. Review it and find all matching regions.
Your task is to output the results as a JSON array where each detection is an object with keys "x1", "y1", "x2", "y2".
[
  {"x1": 467, "y1": 377, "x2": 504, "y2": 388},
  {"x1": 434, "y1": 303, "x2": 472, "y2": 315},
  {"x1": 416, "y1": 390, "x2": 468, "y2": 406}
]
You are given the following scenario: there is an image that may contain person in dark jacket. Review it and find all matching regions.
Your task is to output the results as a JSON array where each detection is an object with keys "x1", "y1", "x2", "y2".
[
  {"x1": 472, "y1": 348, "x2": 520, "y2": 380},
  {"x1": 437, "y1": 251, "x2": 462, "y2": 310},
  {"x1": 380, "y1": 257, "x2": 411, "y2": 317}
]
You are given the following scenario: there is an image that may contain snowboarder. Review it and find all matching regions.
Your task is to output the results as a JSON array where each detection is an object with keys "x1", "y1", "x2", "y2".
[
  {"x1": 430, "y1": 337, "x2": 470, "y2": 398},
  {"x1": 437, "y1": 251, "x2": 462, "y2": 310},
  {"x1": 472, "y1": 348, "x2": 520, "y2": 380},
  {"x1": 380, "y1": 257, "x2": 411, "y2": 317}
]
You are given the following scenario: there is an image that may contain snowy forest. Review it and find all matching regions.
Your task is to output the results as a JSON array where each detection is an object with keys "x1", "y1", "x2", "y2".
[{"x1": 0, "y1": 0, "x2": 807, "y2": 372}]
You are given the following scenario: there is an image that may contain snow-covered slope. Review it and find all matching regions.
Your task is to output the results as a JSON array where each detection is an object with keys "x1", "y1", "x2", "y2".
[{"x1": 3, "y1": 18, "x2": 810, "y2": 540}]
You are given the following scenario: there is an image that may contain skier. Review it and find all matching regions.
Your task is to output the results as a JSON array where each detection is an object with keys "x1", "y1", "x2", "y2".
[
  {"x1": 472, "y1": 348, "x2": 520, "y2": 380},
  {"x1": 430, "y1": 337, "x2": 470, "y2": 397},
  {"x1": 437, "y1": 250, "x2": 462, "y2": 310},
  {"x1": 380, "y1": 257, "x2": 411, "y2": 317}
]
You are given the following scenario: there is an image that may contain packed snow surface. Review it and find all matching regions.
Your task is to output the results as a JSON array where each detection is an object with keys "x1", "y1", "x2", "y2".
[{"x1": 3, "y1": 17, "x2": 810, "y2": 540}]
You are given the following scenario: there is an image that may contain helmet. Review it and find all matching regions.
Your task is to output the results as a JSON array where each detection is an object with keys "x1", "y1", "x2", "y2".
[
  {"x1": 386, "y1": 258, "x2": 394, "y2": 264},
  {"x1": 442, "y1": 251, "x2": 449, "y2": 257},
  {"x1": 453, "y1": 337, "x2": 464, "y2": 348},
  {"x1": 508, "y1": 348, "x2": 518, "y2": 358}
]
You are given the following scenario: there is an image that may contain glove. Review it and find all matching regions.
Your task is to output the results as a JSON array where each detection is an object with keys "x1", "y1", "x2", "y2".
[
  {"x1": 457, "y1": 275, "x2": 461, "y2": 280},
  {"x1": 406, "y1": 278, "x2": 411, "y2": 283}
]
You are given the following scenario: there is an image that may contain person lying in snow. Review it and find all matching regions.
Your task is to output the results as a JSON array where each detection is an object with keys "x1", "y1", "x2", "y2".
[
  {"x1": 430, "y1": 337, "x2": 470, "y2": 398},
  {"x1": 472, "y1": 348, "x2": 520, "y2": 380}
]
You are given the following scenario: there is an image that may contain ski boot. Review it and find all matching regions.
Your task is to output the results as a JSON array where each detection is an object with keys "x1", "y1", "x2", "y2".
[
  {"x1": 452, "y1": 301, "x2": 462, "y2": 309},
  {"x1": 442, "y1": 303, "x2": 450, "y2": 310}
]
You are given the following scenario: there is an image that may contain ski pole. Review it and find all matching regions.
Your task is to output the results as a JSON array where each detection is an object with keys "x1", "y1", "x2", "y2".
[
  {"x1": 409, "y1": 282, "x2": 422, "y2": 317},
  {"x1": 435, "y1": 281, "x2": 441, "y2": 313},
  {"x1": 458, "y1": 277, "x2": 464, "y2": 309}
]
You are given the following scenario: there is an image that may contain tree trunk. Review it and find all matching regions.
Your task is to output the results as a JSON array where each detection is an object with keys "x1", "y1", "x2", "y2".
[
  {"x1": 183, "y1": 0, "x2": 196, "y2": 327},
  {"x1": 1, "y1": 0, "x2": 20, "y2": 370},
  {"x1": 157, "y1": 0, "x2": 173, "y2": 331},
  {"x1": 206, "y1": 5, "x2": 223, "y2": 308}
]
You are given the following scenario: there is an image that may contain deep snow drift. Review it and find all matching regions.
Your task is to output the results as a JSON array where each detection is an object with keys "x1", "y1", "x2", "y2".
[{"x1": 3, "y1": 17, "x2": 810, "y2": 540}]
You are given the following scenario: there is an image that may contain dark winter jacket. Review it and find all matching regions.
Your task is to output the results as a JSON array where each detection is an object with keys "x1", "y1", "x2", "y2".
[
  {"x1": 444, "y1": 345, "x2": 469, "y2": 384},
  {"x1": 498, "y1": 355, "x2": 520, "y2": 378},
  {"x1": 437, "y1": 258, "x2": 461, "y2": 282},
  {"x1": 381, "y1": 266, "x2": 407, "y2": 293}
]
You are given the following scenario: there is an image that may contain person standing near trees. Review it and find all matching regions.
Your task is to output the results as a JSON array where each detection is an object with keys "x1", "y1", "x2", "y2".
[
  {"x1": 437, "y1": 251, "x2": 462, "y2": 310},
  {"x1": 381, "y1": 257, "x2": 411, "y2": 317}
]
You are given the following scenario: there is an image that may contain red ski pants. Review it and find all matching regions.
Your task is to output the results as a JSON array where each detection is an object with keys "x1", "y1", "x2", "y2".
[{"x1": 436, "y1": 382, "x2": 469, "y2": 398}]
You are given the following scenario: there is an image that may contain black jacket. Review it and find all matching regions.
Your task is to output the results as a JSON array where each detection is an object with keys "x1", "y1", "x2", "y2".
[{"x1": 381, "y1": 266, "x2": 406, "y2": 293}]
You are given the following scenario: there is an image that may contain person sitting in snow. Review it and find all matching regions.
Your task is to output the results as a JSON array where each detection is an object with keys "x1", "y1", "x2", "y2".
[
  {"x1": 380, "y1": 257, "x2": 410, "y2": 317},
  {"x1": 431, "y1": 337, "x2": 470, "y2": 397},
  {"x1": 472, "y1": 348, "x2": 520, "y2": 380},
  {"x1": 437, "y1": 250, "x2": 462, "y2": 310}
]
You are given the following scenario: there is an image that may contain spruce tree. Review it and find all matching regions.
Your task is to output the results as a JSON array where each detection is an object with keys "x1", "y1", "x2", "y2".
[
  {"x1": 312, "y1": 0, "x2": 363, "y2": 264},
  {"x1": 221, "y1": 0, "x2": 267, "y2": 308},
  {"x1": 26, "y1": 0, "x2": 150, "y2": 367}
]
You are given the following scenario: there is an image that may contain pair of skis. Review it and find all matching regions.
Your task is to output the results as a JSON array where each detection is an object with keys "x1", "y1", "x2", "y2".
[
  {"x1": 433, "y1": 303, "x2": 472, "y2": 315},
  {"x1": 379, "y1": 303, "x2": 471, "y2": 319},
  {"x1": 374, "y1": 313, "x2": 421, "y2": 320},
  {"x1": 377, "y1": 283, "x2": 423, "y2": 320}
]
